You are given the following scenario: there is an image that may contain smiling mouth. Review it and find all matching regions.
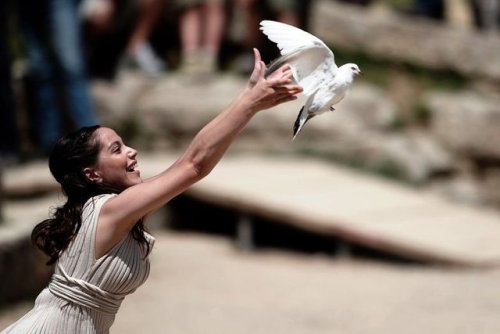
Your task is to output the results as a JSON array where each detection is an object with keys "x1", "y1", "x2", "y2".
[{"x1": 127, "y1": 162, "x2": 139, "y2": 173}]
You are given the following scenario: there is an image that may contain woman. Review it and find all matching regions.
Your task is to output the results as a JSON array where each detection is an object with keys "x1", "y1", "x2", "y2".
[{"x1": 2, "y1": 48, "x2": 302, "y2": 333}]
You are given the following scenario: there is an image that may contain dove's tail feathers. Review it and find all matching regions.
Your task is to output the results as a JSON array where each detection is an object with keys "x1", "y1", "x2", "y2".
[
  {"x1": 292, "y1": 107, "x2": 314, "y2": 141},
  {"x1": 292, "y1": 93, "x2": 317, "y2": 140}
]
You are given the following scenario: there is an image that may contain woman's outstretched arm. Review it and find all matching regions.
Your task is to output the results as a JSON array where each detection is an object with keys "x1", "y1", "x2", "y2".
[
  {"x1": 177, "y1": 48, "x2": 301, "y2": 178},
  {"x1": 97, "y1": 48, "x2": 302, "y2": 253}
]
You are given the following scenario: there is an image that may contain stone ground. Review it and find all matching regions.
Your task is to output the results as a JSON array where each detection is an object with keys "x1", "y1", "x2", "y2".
[{"x1": 2, "y1": 230, "x2": 500, "y2": 334}]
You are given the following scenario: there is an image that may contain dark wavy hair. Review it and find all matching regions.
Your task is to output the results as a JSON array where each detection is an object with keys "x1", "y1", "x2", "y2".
[{"x1": 32, "y1": 125, "x2": 150, "y2": 265}]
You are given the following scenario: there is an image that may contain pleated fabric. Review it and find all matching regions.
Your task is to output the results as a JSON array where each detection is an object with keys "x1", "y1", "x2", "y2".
[{"x1": 2, "y1": 194, "x2": 155, "y2": 334}]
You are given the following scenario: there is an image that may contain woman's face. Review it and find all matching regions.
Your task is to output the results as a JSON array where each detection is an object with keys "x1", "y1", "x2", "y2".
[{"x1": 86, "y1": 127, "x2": 142, "y2": 191}]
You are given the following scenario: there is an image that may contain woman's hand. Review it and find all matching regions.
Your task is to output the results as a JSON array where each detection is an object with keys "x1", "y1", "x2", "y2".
[{"x1": 245, "y1": 48, "x2": 303, "y2": 113}]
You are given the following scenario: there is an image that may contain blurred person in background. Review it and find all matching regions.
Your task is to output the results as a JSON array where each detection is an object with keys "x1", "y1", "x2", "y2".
[
  {"x1": 230, "y1": 0, "x2": 301, "y2": 74},
  {"x1": 82, "y1": 0, "x2": 167, "y2": 78},
  {"x1": 469, "y1": 0, "x2": 500, "y2": 31},
  {"x1": 263, "y1": 0, "x2": 300, "y2": 26},
  {"x1": 175, "y1": 0, "x2": 226, "y2": 75},
  {"x1": 17, "y1": 0, "x2": 99, "y2": 157},
  {"x1": 0, "y1": 0, "x2": 20, "y2": 165}
]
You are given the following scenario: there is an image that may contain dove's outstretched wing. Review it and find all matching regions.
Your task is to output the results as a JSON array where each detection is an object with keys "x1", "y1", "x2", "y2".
[{"x1": 260, "y1": 20, "x2": 337, "y2": 96}]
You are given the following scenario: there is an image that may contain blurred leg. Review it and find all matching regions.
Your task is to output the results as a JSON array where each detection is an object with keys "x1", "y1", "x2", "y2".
[
  {"x1": 237, "y1": 0, "x2": 261, "y2": 48},
  {"x1": 126, "y1": 0, "x2": 165, "y2": 53},
  {"x1": 18, "y1": 0, "x2": 60, "y2": 153},
  {"x1": 203, "y1": 1, "x2": 225, "y2": 56},
  {"x1": 179, "y1": 5, "x2": 202, "y2": 57},
  {"x1": 50, "y1": 0, "x2": 98, "y2": 129},
  {"x1": 231, "y1": 0, "x2": 261, "y2": 74},
  {"x1": 178, "y1": 4, "x2": 203, "y2": 73},
  {"x1": 124, "y1": 0, "x2": 166, "y2": 75}
]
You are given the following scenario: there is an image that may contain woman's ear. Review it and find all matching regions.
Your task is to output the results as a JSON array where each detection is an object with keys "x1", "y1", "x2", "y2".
[{"x1": 83, "y1": 167, "x2": 102, "y2": 183}]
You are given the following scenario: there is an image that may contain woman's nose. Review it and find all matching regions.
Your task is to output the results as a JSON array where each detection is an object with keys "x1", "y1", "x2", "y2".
[{"x1": 127, "y1": 146, "x2": 137, "y2": 157}]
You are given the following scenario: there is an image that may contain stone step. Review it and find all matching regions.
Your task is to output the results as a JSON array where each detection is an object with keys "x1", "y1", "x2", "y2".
[{"x1": 4, "y1": 152, "x2": 500, "y2": 267}]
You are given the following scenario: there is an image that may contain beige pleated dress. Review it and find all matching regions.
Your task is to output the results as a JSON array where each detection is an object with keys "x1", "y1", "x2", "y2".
[{"x1": 2, "y1": 194, "x2": 155, "y2": 334}]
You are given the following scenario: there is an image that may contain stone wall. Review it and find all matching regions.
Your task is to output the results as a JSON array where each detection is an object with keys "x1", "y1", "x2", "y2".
[
  {"x1": 311, "y1": 0, "x2": 500, "y2": 83},
  {"x1": 90, "y1": 1, "x2": 500, "y2": 210},
  {"x1": 0, "y1": 236, "x2": 53, "y2": 306}
]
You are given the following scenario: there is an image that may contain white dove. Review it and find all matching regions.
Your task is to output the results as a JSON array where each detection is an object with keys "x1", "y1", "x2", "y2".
[{"x1": 260, "y1": 20, "x2": 361, "y2": 140}]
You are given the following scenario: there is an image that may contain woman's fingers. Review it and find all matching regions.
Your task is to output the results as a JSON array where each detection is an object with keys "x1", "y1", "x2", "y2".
[
  {"x1": 247, "y1": 48, "x2": 302, "y2": 102},
  {"x1": 268, "y1": 64, "x2": 292, "y2": 80},
  {"x1": 278, "y1": 85, "x2": 303, "y2": 96},
  {"x1": 271, "y1": 85, "x2": 302, "y2": 95},
  {"x1": 269, "y1": 71, "x2": 295, "y2": 87},
  {"x1": 265, "y1": 86, "x2": 302, "y2": 104},
  {"x1": 248, "y1": 48, "x2": 263, "y2": 87},
  {"x1": 253, "y1": 48, "x2": 261, "y2": 64}
]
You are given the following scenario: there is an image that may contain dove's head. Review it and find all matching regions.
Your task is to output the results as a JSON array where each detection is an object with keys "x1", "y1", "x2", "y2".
[{"x1": 346, "y1": 63, "x2": 361, "y2": 76}]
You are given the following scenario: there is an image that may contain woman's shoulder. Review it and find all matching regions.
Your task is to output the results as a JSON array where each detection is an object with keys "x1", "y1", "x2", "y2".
[{"x1": 83, "y1": 193, "x2": 117, "y2": 213}]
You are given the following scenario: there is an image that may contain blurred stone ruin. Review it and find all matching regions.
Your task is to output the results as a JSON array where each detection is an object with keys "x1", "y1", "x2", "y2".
[{"x1": 90, "y1": 0, "x2": 500, "y2": 210}]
